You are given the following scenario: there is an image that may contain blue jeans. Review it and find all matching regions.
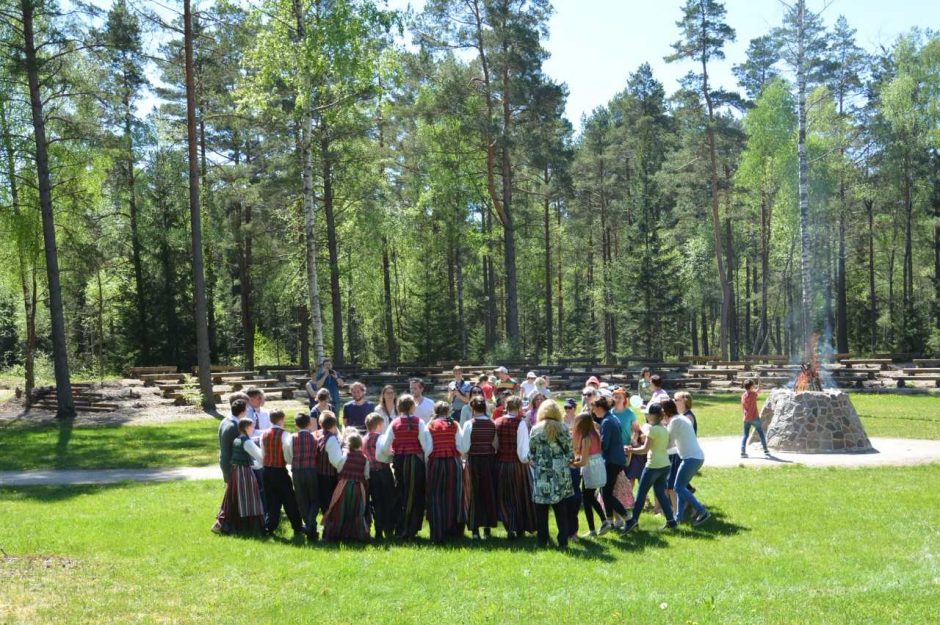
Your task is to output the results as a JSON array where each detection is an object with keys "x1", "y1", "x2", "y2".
[
  {"x1": 742, "y1": 419, "x2": 768, "y2": 452},
  {"x1": 673, "y1": 457, "x2": 705, "y2": 522},
  {"x1": 630, "y1": 465, "x2": 673, "y2": 523}
]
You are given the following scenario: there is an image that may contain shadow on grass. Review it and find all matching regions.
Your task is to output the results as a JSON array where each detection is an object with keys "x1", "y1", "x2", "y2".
[{"x1": 0, "y1": 482, "x2": 150, "y2": 502}]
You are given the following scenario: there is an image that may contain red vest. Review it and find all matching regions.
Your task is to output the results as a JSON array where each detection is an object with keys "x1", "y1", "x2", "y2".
[
  {"x1": 291, "y1": 430, "x2": 317, "y2": 469},
  {"x1": 429, "y1": 419, "x2": 460, "y2": 459},
  {"x1": 391, "y1": 415, "x2": 423, "y2": 456},
  {"x1": 364, "y1": 432, "x2": 388, "y2": 470},
  {"x1": 495, "y1": 415, "x2": 522, "y2": 462},
  {"x1": 469, "y1": 418, "x2": 497, "y2": 456},
  {"x1": 262, "y1": 427, "x2": 286, "y2": 468},
  {"x1": 315, "y1": 430, "x2": 337, "y2": 476},
  {"x1": 339, "y1": 450, "x2": 367, "y2": 482}
]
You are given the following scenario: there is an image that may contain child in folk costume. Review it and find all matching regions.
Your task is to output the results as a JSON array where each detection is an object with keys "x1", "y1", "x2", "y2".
[
  {"x1": 364, "y1": 412, "x2": 398, "y2": 540},
  {"x1": 494, "y1": 396, "x2": 537, "y2": 539},
  {"x1": 214, "y1": 417, "x2": 264, "y2": 534},
  {"x1": 322, "y1": 431, "x2": 371, "y2": 541},
  {"x1": 378, "y1": 394, "x2": 432, "y2": 539},
  {"x1": 426, "y1": 401, "x2": 471, "y2": 543},
  {"x1": 291, "y1": 412, "x2": 320, "y2": 541},
  {"x1": 461, "y1": 397, "x2": 499, "y2": 540},
  {"x1": 211, "y1": 396, "x2": 248, "y2": 534},
  {"x1": 315, "y1": 412, "x2": 343, "y2": 527},
  {"x1": 260, "y1": 410, "x2": 305, "y2": 536}
]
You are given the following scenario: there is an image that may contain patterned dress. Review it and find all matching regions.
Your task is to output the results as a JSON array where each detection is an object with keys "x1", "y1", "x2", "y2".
[{"x1": 528, "y1": 422, "x2": 575, "y2": 505}]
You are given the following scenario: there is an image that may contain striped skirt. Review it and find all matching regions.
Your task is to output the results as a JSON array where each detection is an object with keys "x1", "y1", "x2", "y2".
[
  {"x1": 368, "y1": 466, "x2": 399, "y2": 535},
  {"x1": 426, "y1": 456, "x2": 468, "y2": 542},
  {"x1": 496, "y1": 459, "x2": 537, "y2": 534},
  {"x1": 466, "y1": 454, "x2": 499, "y2": 530},
  {"x1": 393, "y1": 454, "x2": 426, "y2": 539},
  {"x1": 322, "y1": 478, "x2": 370, "y2": 541},
  {"x1": 213, "y1": 465, "x2": 264, "y2": 534}
]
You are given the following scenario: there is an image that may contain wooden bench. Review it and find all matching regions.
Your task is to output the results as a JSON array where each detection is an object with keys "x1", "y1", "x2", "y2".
[
  {"x1": 840, "y1": 358, "x2": 892, "y2": 370},
  {"x1": 667, "y1": 377, "x2": 711, "y2": 390},
  {"x1": 193, "y1": 365, "x2": 240, "y2": 375},
  {"x1": 687, "y1": 355, "x2": 720, "y2": 364},
  {"x1": 211, "y1": 371, "x2": 260, "y2": 384},
  {"x1": 743, "y1": 355, "x2": 789, "y2": 364},
  {"x1": 703, "y1": 360, "x2": 748, "y2": 369},
  {"x1": 874, "y1": 352, "x2": 923, "y2": 362},
  {"x1": 689, "y1": 368, "x2": 739, "y2": 380},
  {"x1": 128, "y1": 366, "x2": 178, "y2": 377},
  {"x1": 229, "y1": 378, "x2": 281, "y2": 392},
  {"x1": 140, "y1": 373, "x2": 187, "y2": 386},
  {"x1": 895, "y1": 375, "x2": 940, "y2": 388},
  {"x1": 912, "y1": 359, "x2": 940, "y2": 368}
]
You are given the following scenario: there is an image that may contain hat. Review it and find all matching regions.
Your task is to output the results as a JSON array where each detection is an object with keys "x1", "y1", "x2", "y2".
[
  {"x1": 564, "y1": 398, "x2": 577, "y2": 409},
  {"x1": 586, "y1": 376, "x2": 600, "y2": 386},
  {"x1": 598, "y1": 388, "x2": 613, "y2": 399},
  {"x1": 494, "y1": 366, "x2": 509, "y2": 374},
  {"x1": 526, "y1": 371, "x2": 537, "y2": 379}
]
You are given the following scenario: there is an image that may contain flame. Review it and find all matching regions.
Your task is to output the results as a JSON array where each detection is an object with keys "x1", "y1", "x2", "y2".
[{"x1": 795, "y1": 335, "x2": 823, "y2": 393}]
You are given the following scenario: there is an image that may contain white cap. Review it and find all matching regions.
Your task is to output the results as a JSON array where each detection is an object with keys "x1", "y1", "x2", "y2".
[
  {"x1": 526, "y1": 371, "x2": 537, "y2": 379},
  {"x1": 494, "y1": 366, "x2": 509, "y2": 374}
]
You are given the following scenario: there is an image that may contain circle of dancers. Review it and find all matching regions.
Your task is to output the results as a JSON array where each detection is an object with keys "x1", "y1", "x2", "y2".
[{"x1": 211, "y1": 365, "x2": 712, "y2": 546}]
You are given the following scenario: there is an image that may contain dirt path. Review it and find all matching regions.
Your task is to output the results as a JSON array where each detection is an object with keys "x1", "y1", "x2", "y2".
[{"x1": 0, "y1": 437, "x2": 938, "y2": 487}]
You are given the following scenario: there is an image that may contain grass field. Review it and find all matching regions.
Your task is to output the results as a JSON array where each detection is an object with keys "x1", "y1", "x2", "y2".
[
  {"x1": 1, "y1": 465, "x2": 938, "y2": 624},
  {"x1": 0, "y1": 393, "x2": 937, "y2": 472}
]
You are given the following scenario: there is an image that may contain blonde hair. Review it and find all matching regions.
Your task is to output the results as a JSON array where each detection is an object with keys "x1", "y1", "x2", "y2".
[
  {"x1": 536, "y1": 400, "x2": 564, "y2": 443},
  {"x1": 674, "y1": 391, "x2": 692, "y2": 408},
  {"x1": 365, "y1": 412, "x2": 385, "y2": 431}
]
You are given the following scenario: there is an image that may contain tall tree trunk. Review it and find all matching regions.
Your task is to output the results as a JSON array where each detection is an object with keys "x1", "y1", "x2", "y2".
[
  {"x1": 933, "y1": 154, "x2": 940, "y2": 334},
  {"x1": 381, "y1": 237, "x2": 398, "y2": 364},
  {"x1": 544, "y1": 184, "x2": 553, "y2": 359},
  {"x1": 700, "y1": 308, "x2": 709, "y2": 356},
  {"x1": 760, "y1": 191, "x2": 771, "y2": 354},
  {"x1": 299, "y1": 305, "x2": 310, "y2": 370},
  {"x1": 866, "y1": 198, "x2": 877, "y2": 351},
  {"x1": 690, "y1": 311, "x2": 699, "y2": 356},
  {"x1": 22, "y1": 0, "x2": 74, "y2": 418},
  {"x1": 556, "y1": 200, "x2": 564, "y2": 352},
  {"x1": 198, "y1": 112, "x2": 218, "y2": 358},
  {"x1": 237, "y1": 201, "x2": 254, "y2": 369},
  {"x1": 700, "y1": 21, "x2": 732, "y2": 360},
  {"x1": 158, "y1": 192, "x2": 179, "y2": 366},
  {"x1": 795, "y1": 0, "x2": 813, "y2": 352},
  {"x1": 184, "y1": 0, "x2": 213, "y2": 408},
  {"x1": 320, "y1": 128, "x2": 344, "y2": 365},
  {"x1": 725, "y1": 211, "x2": 738, "y2": 360},
  {"x1": 123, "y1": 87, "x2": 148, "y2": 363}
]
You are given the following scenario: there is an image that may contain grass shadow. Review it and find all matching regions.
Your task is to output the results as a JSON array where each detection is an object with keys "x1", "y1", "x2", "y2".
[
  {"x1": 54, "y1": 417, "x2": 74, "y2": 469},
  {"x1": 0, "y1": 481, "x2": 155, "y2": 502}
]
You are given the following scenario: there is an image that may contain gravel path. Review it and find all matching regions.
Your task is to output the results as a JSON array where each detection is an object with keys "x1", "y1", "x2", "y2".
[{"x1": 1, "y1": 437, "x2": 938, "y2": 487}]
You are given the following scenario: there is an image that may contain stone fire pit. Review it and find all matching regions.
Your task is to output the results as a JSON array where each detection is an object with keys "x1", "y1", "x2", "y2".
[{"x1": 757, "y1": 389, "x2": 874, "y2": 453}]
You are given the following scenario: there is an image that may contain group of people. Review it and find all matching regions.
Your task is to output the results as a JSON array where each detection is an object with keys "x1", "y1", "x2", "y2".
[{"x1": 211, "y1": 363, "x2": 713, "y2": 547}]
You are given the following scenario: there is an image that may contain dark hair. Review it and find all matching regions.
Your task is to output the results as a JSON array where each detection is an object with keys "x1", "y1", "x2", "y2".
[
  {"x1": 646, "y1": 402, "x2": 665, "y2": 424},
  {"x1": 269, "y1": 410, "x2": 285, "y2": 425},
  {"x1": 660, "y1": 399, "x2": 678, "y2": 417},
  {"x1": 237, "y1": 417, "x2": 254, "y2": 434},
  {"x1": 478, "y1": 374, "x2": 488, "y2": 382},
  {"x1": 245, "y1": 387, "x2": 264, "y2": 398},
  {"x1": 397, "y1": 395, "x2": 416, "y2": 414},
  {"x1": 433, "y1": 401, "x2": 450, "y2": 417},
  {"x1": 744, "y1": 378, "x2": 756, "y2": 390},
  {"x1": 295, "y1": 412, "x2": 311, "y2": 429},
  {"x1": 231, "y1": 398, "x2": 248, "y2": 417},
  {"x1": 470, "y1": 397, "x2": 487, "y2": 414},
  {"x1": 469, "y1": 385, "x2": 484, "y2": 396},
  {"x1": 229, "y1": 391, "x2": 248, "y2": 406},
  {"x1": 650, "y1": 374, "x2": 662, "y2": 388},
  {"x1": 505, "y1": 396, "x2": 523, "y2": 412},
  {"x1": 316, "y1": 388, "x2": 331, "y2": 401},
  {"x1": 591, "y1": 395, "x2": 611, "y2": 411},
  {"x1": 319, "y1": 412, "x2": 337, "y2": 430},
  {"x1": 409, "y1": 378, "x2": 425, "y2": 389},
  {"x1": 641, "y1": 367, "x2": 651, "y2": 375}
]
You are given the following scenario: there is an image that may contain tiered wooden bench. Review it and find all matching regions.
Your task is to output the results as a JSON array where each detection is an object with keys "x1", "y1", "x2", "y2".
[
  {"x1": 896, "y1": 368, "x2": 940, "y2": 388},
  {"x1": 30, "y1": 384, "x2": 121, "y2": 413},
  {"x1": 743, "y1": 355, "x2": 789, "y2": 365},
  {"x1": 840, "y1": 358, "x2": 893, "y2": 370},
  {"x1": 211, "y1": 371, "x2": 261, "y2": 384},
  {"x1": 140, "y1": 373, "x2": 187, "y2": 386},
  {"x1": 193, "y1": 365, "x2": 240, "y2": 375},
  {"x1": 687, "y1": 355, "x2": 720, "y2": 365},
  {"x1": 128, "y1": 366, "x2": 178, "y2": 377}
]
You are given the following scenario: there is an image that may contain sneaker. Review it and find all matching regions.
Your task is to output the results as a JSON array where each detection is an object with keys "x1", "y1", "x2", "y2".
[
  {"x1": 613, "y1": 519, "x2": 625, "y2": 530},
  {"x1": 580, "y1": 530, "x2": 597, "y2": 539},
  {"x1": 763, "y1": 449, "x2": 772, "y2": 458},
  {"x1": 662, "y1": 520, "x2": 678, "y2": 530},
  {"x1": 693, "y1": 510, "x2": 712, "y2": 527},
  {"x1": 597, "y1": 521, "x2": 612, "y2": 536},
  {"x1": 620, "y1": 519, "x2": 638, "y2": 534},
  {"x1": 740, "y1": 451, "x2": 748, "y2": 458}
]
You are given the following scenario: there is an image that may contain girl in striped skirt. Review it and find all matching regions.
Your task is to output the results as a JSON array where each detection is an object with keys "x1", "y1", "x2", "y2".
[
  {"x1": 217, "y1": 418, "x2": 265, "y2": 534},
  {"x1": 494, "y1": 396, "x2": 537, "y2": 539},
  {"x1": 426, "y1": 401, "x2": 471, "y2": 543},
  {"x1": 364, "y1": 412, "x2": 398, "y2": 540},
  {"x1": 461, "y1": 396, "x2": 499, "y2": 539},
  {"x1": 378, "y1": 394, "x2": 433, "y2": 539},
  {"x1": 322, "y1": 431, "x2": 371, "y2": 541}
]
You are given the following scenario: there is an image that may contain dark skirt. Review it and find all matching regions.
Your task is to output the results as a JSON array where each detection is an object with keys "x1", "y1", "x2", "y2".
[
  {"x1": 426, "y1": 456, "x2": 468, "y2": 542},
  {"x1": 369, "y1": 466, "x2": 399, "y2": 535},
  {"x1": 466, "y1": 454, "x2": 499, "y2": 530},
  {"x1": 625, "y1": 452, "x2": 647, "y2": 480},
  {"x1": 322, "y1": 478, "x2": 371, "y2": 542},
  {"x1": 214, "y1": 465, "x2": 263, "y2": 534},
  {"x1": 496, "y1": 459, "x2": 537, "y2": 534},
  {"x1": 393, "y1": 454, "x2": 427, "y2": 538}
]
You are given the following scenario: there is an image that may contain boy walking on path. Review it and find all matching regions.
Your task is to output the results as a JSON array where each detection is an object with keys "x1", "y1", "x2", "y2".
[{"x1": 741, "y1": 379, "x2": 770, "y2": 458}]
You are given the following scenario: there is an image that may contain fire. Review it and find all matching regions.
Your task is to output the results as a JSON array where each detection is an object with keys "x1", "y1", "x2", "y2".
[{"x1": 795, "y1": 335, "x2": 823, "y2": 393}]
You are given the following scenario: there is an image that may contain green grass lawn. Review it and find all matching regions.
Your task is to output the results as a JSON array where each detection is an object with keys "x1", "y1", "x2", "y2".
[
  {"x1": 0, "y1": 393, "x2": 936, "y2": 472},
  {"x1": 0, "y1": 419, "x2": 219, "y2": 471},
  {"x1": 1, "y1": 465, "x2": 938, "y2": 624}
]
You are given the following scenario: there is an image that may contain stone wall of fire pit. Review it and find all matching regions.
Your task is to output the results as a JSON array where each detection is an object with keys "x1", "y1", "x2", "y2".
[{"x1": 758, "y1": 389, "x2": 873, "y2": 453}]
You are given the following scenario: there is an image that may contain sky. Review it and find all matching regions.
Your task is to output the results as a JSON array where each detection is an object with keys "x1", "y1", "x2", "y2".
[{"x1": 390, "y1": 0, "x2": 940, "y2": 127}]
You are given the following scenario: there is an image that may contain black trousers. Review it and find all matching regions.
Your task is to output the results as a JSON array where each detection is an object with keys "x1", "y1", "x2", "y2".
[
  {"x1": 262, "y1": 467, "x2": 303, "y2": 533},
  {"x1": 317, "y1": 472, "x2": 338, "y2": 522},
  {"x1": 535, "y1": 501, "x2": 569, "y2": 547},
  {"x1": 602, "y1": 462, "x2": 629, "y2": 518},
  {"x1": 582, "y1": 487, "x2": 607, "y2": 531},
  {"x1": 292, "y1": 467, "x2": 319, "y2": 538}
]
